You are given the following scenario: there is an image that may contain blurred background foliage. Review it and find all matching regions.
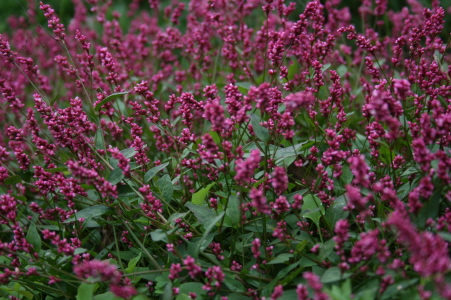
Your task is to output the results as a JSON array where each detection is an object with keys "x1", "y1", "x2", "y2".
[{"x1": 1, "y1": 0, "x2": 451, "y2": 44}]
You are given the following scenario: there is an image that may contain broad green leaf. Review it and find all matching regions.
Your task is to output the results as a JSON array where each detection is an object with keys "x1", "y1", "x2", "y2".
[
  {"x1": 162, "y1": 282, "x2": 173, "y2": 300},
  {"x1": 340, "y1": 165, "x2": 353, "y2": 185},
  {"x1": 438, "y1": 232, "x2": 451, "y2": 243},
  {"x1": 168, "y1": 212, "x2": 188, "y2": 223},
  {"x1": 381, "y1": 279, "x2": 418, "y2": 300},
  {"x1": 76, "y1": 283, "x2": 98, "y2": 300},
  {"x1": 287, "y1": 61, "x2": 299, "y2": 80},
  {"x1": 401, "y1": 166, "x2": 420, "y2": 177},
  {"x1": 321, "y1": 63, "x2": 331, "y2": 72},
  {"x1": 125, "y1": 252, "x2": 142, "y2": 273},
  {"x1": 326, "y1": 280, "x2": 352, "y2": 300},
  {"x1": 26, "y1": 223, "x2": 42, "y2": 253},
  {"x1": 271, "y1": 141, "x2": 308, "y2": 159},
  {"x1": 225, "y1": 195, "x2": 240, "y2": 226},
  {"x1": 95, "y1": 91, "x2": 129, "y2": 111},
  {"x1": 64, "y1": 205, "x2": 111, "y2": 223},
  {"x1": 321, "y1": 266, "x2": 351, "y2": 283},
  {"x1": 209, "y1": 131, "x2": 220, "y2": 144},
  {"x1": 176, "y1": 295, "x2": 192, "y2": 300},
  {"x1": 325, "y1": 195, "x2": 349, "y2": 230},
  {"x1": 187, "y1": 234, "x2": 215, "y2": 257},
  {"x1": 150, "y1": 229, "x2": 167, "y2": 242},
  {"x1": 95, "y1": 128, "x2": 105, "y2": 150},
  {"x1": 93, "y1": 292, "x2": 115, "y2": 300},
  {"x1": 193, "y1": 212, "x2": 224, "y2": 258},
  {"x1": 278, "y1": 290, "x2": 298, "y2": 300},
  {"x1": 267, "y1": 253, "x2": 293, "y2": 265},
  {"x1": 416, "y1": 189, "x2": 442, "y2": 227},
  {"x1": 224, "y1": 274, "x2": 246, "y2": 292},
  {"x1": 337, "y1": 65, "x2": 348, "y2": 77},
  {"x1": 108, "y1": 167, "x2": 124, "y2": 185},
  {"x1": 301, "y1": 194, "x2": 325, "y2": 227},
  {"x1": 192, "y1": 182, "x2": 215, "y2": 205},
  {"x1": 157, "y1": 174, "x2": 173, "y2": 202},
  {"x1": 353, "y1": 278, "x2": 379, "y2": 300},
  {"x1": 318, "y1": 239, "x2": 336, "y2": 261},
  {"x1": 179, "y1": 282, "x2": 205, "y2": 297},
  {"x1": 4, "y1": 175, "x2": 22, "y2": 185},
  {"x1": 121, "y1": 147, "x2": 137, "y2": 159},
  {"x1": 280, "y1": 266, "x2": 304, "y2": 285},
  {"x1": 185, "y1": 202, "x2": 217, "y2": 224},
  {"x1": 8, "y1": 283, "x2": 33, "y2": 300},
  {"x1": 277, "y1": 261, "x2": 301, "y2": 279},
  {"x1": 144, "y1": 162, "x2": 169, "y2": 183},
  {"x1": 250, "y1": 114, "x2": 270, "y2": 143},
  {"x1": 235, "y1": 82, "x2": 252, "y2": 94}
]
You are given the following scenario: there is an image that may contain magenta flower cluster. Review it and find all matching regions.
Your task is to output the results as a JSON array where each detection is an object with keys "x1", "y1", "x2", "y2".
[{"x1": 0, "y1": 0, "x2": 450, "y2": 299}]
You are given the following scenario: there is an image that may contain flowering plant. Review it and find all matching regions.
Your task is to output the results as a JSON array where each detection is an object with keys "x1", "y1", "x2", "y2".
[{"x1": 0, "y1": 0, "x2": 451, "y2": 299}]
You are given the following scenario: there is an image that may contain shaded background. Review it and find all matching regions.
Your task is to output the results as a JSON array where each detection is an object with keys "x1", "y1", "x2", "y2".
[{"x1": 1, "y1": 0, "x2": 451, "y2": 37}]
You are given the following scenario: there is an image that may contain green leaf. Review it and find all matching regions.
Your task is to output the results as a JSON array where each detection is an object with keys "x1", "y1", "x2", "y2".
[
  {"x1": 225, "y1": 195, "x2": 241, "y2": 226},
  {"x1": 318, "y1": 239, "x2": 336, "y2": 261},
  {"x1": 337, "y1": 65, "x2": 348, "y2": 77},
  {"x1": 278, "y1": 289, "x2": 298, "y2": 300},
  {"x1": 321, "y1": 266, "x2": 351, "y2": 283},
  {"x1": 76, "y1": 283, "x2": 98, "y2": 300},
  {"x1": 326, "y1": 280, "x2": 352, "y2": 300},
  {"x1": 64, "y1": 205, "x2": 111, "y2": 223},
  {"x1": 416, "y1": 189, "x2": 442, "y2": 227},
  {"x1": 157, "y1": 174, "x2": 174, "y2": 202},
  {"x1": 192, "y1": 182, "x2": 215, "y2": 205},
  {"x1": 144, "y1": 162, "x2": 169, "y2": 183},
  {"x1": 26, "y1": 223, "x2": 42, "y2": 253},
  {"x1": 121, "y1": 147, "x2": 137, "y2": 159},
  {"x1": 4, "y1": 175, "x2": 22, "y2": 185},
  {"x1": 95, "y1": 128, "x2": 105, "y2": 150},
  {"x1": 267, "y1": 253, "x2": 293, "y2": 265},
  {"x1": 250, "y1": 114, "x2": 270, "y2": 143},
  {"x1": 340, "y1": 165, "x2": 353, "y2": 185},
  {"x1": 93, "y1": 292, "x2": 115, "y2": 300},
  {"x1": 401, "y1": 166, "x2": 420, "y2": 177},
  {"x1": 162, "y1": 282, "x2": 173, "y2": 300},
  {"x1": 325, "y1": 195, "x2": 348, "y2": 232},
  {"x1": 224, "y1": 274, "x2": 246, "y2": 292},
  {"x1": 185, "y1": 202, "x2": 217, "y2": 224},
  {"x1": 381, "y1": 278, "x2": 418, "y2": 300},
  {"x1": 287, "y1": 61, "x2": 299, "y2": 80},
  {"x1": 321, "y1": 63, "x2": 331, "y2": 72},
  {"x1": 150, "y1": 229, "x2": 167, "y2": 242},
  {"x1": 438, "y1": 232, "x2": 451, "y2": 243},
  {"x1": 279, "y1": 266, "x2": 304, "y2": 285},
  {"x1": 179, "y1": 282, "x2": 205, "y2": 297},
  {"x1": 95, "y1": 91, "x2": 129, "y2": 111},
  {"x1": 271, "y1": 141, "x2": 308, "y2": 159},
  {"x1": 235, "y1": 82, "x2": 252, "y2": 94},
  {"x1": 108, "y1": 167, "x2": 124, "y2": 185},
  {"x1": 50, "y1": 93, "x2": 60, "y2": 106},
  {"x1": 301, "y1": 194, "x2": 325, "y2": 227},
  {"x1": 168, "y1": 212, "x2": 188, "y2": 223},
  {"x1": 193, "y1": 212, "x2": 224, "y2": 258},
  {"x1": 125, "y1": 252, "x2": 142, "y2": 273},
  {"x1": 276, "y1": 261, "x2": 301, "y2": 279},
  {"x1": 44, "y1": 167, "x2": 68, "y2": 173}
]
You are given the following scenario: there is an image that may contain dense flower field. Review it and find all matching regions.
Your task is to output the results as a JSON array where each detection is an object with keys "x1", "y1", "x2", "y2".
[{"x1": 0, "y1": 0, "x2": 451, "y2": 299}]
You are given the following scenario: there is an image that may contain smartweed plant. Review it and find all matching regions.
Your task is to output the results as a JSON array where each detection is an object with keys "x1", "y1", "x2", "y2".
[{"x1": 0, "y1": 0, "x2": 451, "y2": 299}]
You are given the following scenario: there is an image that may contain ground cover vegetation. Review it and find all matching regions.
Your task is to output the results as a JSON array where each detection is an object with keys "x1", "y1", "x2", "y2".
[{"x1": 0, "y1": 0, "x2": 451, "y2": 299}]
